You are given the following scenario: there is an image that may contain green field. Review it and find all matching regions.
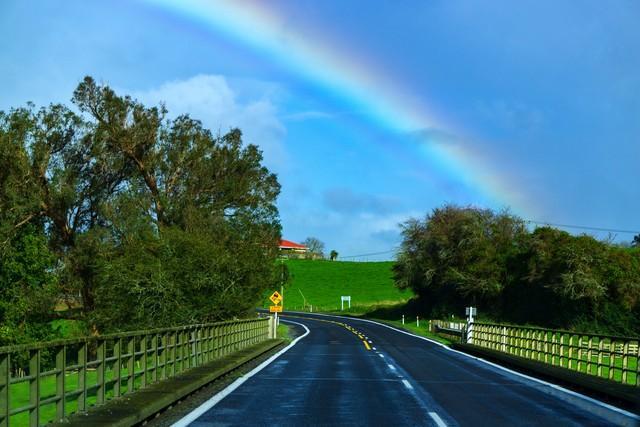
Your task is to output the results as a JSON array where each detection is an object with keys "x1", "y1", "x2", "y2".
[{"x1": 265, "y1": 260, "x2": 411, "y2": 312}]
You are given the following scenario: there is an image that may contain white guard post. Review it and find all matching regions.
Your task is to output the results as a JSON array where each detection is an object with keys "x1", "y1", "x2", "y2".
[
  {"x1": 341, "y1": 296, "x2": 351, "y2": 311},
  {"x1": 465, "y1": 306, "x2": 477, "y2": 343}
]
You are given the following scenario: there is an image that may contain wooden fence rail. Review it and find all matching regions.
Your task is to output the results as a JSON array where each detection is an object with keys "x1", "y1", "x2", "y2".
[
  {"x1": 471, "y1": 322, "x2": 639, "y2": 387},
  {"x1": 0, "y1": 318, "x2": 271, "y2": 427}
]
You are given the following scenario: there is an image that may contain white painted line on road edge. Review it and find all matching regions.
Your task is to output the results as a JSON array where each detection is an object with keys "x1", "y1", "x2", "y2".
[
  {"x1": 378, "y1": 354, "x2": 384, "y2": 358},
  {"x1": 401, "y1": 379, "x2": 413, "y2": 390},
  {"x1": 286, "y1": 311, "x2": 640, "y2": 422},
  {"x1": 372, "y1": 347, "x2": 377, "y2": 350},
  {"x1": 429, "y1": 412, "x2": 447, "y2": 427},
  {"x1": 368, "y1": 340, "x2": 373, "y2": 343},
  {"x1": 172, "y1": 320, "x2": 310, "y2": 427},
  {"x1": 387, "y1": 364, "x2": 396, "y2": 371}
]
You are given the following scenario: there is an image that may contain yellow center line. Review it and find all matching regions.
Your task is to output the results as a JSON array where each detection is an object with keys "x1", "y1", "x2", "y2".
[{"x1": 280, "y1": 314, "x2": 373, "y2": 351}]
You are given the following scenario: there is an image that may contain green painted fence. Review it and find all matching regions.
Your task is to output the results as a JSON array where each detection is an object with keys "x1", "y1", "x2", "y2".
[
  {"x1": 470, "y1": 322, "x2": 640, "y2": 386},
  {"x1": 0, "y1": 318, "x2": 271, "y2": 427}
]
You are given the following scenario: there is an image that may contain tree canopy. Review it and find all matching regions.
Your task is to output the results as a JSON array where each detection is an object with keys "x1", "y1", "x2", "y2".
[
  {"x1": 0, "y1": 76, "x2": 282, "y2": 341},
  {"x1": 394, "y1": 205, "x2": 640, "y2": 335}
]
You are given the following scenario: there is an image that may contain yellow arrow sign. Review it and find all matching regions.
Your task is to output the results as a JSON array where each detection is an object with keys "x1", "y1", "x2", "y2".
[{"x1": 270, "y1": 291, "x2": 282, "y2": 305}]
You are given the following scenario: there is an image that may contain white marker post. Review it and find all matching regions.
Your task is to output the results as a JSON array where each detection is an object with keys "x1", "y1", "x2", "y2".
[
  {"x1": 465, "y1": 306, "x2": 477, "y2": 344},
  {"x1": 402, "y1": 315, "x2": 405, "y2": 325},
  {"x1": 341, "y1": 296, "x2": 351, "y2": 311},
  {"x1": 416, "y1": 316, "x2": 420, "y2": 328}
]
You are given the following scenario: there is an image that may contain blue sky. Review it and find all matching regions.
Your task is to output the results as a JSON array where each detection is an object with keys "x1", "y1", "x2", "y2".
[{"x1": 1, "y1": 1, "x2": 639, "y2": 259}]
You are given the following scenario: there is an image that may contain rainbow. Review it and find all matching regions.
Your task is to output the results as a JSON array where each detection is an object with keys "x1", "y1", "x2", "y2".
[{"x1": 142, "y1": 0, "x2": 532, "y2": 215}]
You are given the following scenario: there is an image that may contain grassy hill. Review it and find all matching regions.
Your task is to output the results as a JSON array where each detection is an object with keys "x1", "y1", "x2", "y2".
[{"x1": 264, "y1": 259, "x2": 411, "y2": 312}]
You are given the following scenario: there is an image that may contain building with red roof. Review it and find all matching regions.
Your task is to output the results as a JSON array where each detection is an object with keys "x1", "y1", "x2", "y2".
[{"x1": 279, "y1": 239, "x2": 308, "y2": 258}]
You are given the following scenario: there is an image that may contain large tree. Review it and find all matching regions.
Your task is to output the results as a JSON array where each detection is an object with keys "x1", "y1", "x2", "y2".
[
  {"x1": 394, "y1": 205, "x2": 528, "y2": 316},
  {"x1": 0, "y1": 76, "x2": 282, "y2": 332},
  {"x1": 394, "y1": 204, "x2": 640, "y2": 334},
  {"x1": 302, "y1": 237, "x2": 325, "y2": 259}
]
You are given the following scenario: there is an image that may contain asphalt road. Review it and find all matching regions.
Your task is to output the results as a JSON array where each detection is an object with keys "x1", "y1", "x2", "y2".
[{"x1": 177, "y1": 313, "x2": 638, "y2": 427}]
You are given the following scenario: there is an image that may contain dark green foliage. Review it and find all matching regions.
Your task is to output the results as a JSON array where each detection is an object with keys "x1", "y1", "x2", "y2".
[
  {"x1": 0, "y1": 76, "x2": 281, "y2": 339},
  {"x1": 394, "y1": 205, "x2": 640, "y2": 335},
  {"x1": 0, "y1": 225, "x2": 58, "y2": 346}
]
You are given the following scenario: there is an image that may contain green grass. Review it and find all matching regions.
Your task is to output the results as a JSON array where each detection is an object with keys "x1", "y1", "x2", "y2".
[
  {"x1": 8, "y1": 365, "x2": 157, "y2": 426},
  {"x1": 267, "y1": 259, "x2": 411, "y2": 312},
  {"x1": 276, "y1": 323, "x2": 290, "y2": 341}
]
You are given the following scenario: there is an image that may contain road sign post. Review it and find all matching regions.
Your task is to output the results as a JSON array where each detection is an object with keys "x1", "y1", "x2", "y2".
[
  {"x1": 269, "y1": 291, "x2": 283, "y2": 329},
  {"x1": 341, "y1": 296, "x2": 351, "y2": 311},
  {"x1": 465, "y1": 307, "x2": 477, "y2": 343}
]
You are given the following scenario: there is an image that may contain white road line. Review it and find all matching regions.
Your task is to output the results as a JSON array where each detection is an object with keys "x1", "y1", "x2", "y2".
[
  {"x1": 378, "y1": 354, "x2": 385, "y2": 358},
  {"x1": 429, "y1": 412, "x2": 447, "y2": 427},
  {"x1": 285, "y1": 311, "x2": 639, "y2": 422},
  {"x1": 401, "y1": 379, "x2": 413, "y2": 390},
  {"x1": 367, "y1": 340, "x2": 373, "y2": 343},
  {"x1": 387, "y1": 363, "x2": 396, "y2": 371},
  {"x1": 372, "y1": 347, "x2": 377, "y2": 350},
  {"x1": 172, "y1": 320, "x2": 310, "y2": 427}
]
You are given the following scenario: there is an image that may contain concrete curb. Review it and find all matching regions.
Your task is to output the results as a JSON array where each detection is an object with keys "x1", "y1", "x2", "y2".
[{"x1": 452, "y1": 343, "x2": 640, "y2": 414}]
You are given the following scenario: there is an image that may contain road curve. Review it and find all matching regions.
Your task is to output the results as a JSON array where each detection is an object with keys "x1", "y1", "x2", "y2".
[{"x1": 176, "y1": 313, "x2": 639, "y2": 426}]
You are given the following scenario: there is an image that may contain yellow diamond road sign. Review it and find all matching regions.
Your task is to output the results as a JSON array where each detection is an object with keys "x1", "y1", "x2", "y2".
[{"x1": 270, "y1": 291, "x2": 282, "y2": 305}]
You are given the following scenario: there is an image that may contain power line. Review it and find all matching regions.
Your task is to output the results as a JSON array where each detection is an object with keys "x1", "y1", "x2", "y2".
[
  {"x1": 526, "y1": 220, "x2": 639, "y2": 235},
  {"x1": 339, "y1": 248, "x2": 399, "y2": 259},
  {"x1": 337, "y1": 221, "x2": 638, "y2": 260}
]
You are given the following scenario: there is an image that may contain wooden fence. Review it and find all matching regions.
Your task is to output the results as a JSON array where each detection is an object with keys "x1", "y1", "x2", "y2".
[
  {"x1": 471, "y1": 322, "x2": 639, "y2": 386},
  {"x1": 0, "y1": 318, "x2": 271, "y2": 427}
]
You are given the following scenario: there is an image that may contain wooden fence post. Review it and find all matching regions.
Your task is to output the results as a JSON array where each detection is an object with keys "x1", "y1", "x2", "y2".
[
  {"x1": 97, "y1": 339, "x2": 106, "y2": 404},
  {"x1": 0, "y1": 353, "x2": 10, "y2": 427},
  {"x1": 29, "y1": 349, "x2": 41, "y2": 427}
]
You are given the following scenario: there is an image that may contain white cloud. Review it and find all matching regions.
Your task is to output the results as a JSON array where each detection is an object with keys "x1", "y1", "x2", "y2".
[{"x1": 132, "y1": 74, "x2": 288, "y2": 171}]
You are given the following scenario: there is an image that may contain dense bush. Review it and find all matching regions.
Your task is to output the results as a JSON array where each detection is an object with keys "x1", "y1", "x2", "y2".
[{"x1": 394, "y1": 205, "x2": 640, "y2": 335}]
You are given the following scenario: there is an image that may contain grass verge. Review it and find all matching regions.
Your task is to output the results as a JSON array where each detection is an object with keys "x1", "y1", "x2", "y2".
[
  {"x1": 265, "y1": 259, "x2": 410, "y2": 312},
  {"x1": 277, "y1": 323, "x2": 291, "y2": 342}
]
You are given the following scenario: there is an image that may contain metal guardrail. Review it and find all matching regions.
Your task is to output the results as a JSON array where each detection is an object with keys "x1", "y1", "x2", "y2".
[
  {"x1": 471, "y1": 322, "x2": 640, "y2": 386},
  {"x1": 0, "y1": 318, "x2": 271, "y2": 427}
]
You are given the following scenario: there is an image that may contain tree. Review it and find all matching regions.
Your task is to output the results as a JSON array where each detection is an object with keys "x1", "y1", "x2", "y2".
[
  {"x1": 393, "y1": 204, "x2": 640, "y2": 335},
  {"x1": 303, "y1": 237, "x2": 325, "y2": 259},
  {"x1": 330, "y1": 250, "x2": 338, "y2": 261},
  {"x1": 393, "y1": 205, "x2": 528, "y2": 316},
  {"x1": 632, "y1": 234, "x2": 640, "y2": 248},
  {"x1": 0, "y1": 76, "x2": 282, "y2": 333},
  {"x1": 0, "y1": 225, "x2": 58, "y2": 346}
]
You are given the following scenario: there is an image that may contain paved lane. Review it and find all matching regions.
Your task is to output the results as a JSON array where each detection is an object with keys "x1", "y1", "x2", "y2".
[
  {"x1": 186, "y1": 317, "x2": 451, "y2": 426},
  {"x1": 179, "y1": 314, "x2": 638, "y2": 426}
]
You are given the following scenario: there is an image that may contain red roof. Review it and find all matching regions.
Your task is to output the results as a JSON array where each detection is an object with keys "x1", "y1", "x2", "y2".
[{"x1": 279, "y1": 239, "x2": 307, "y2": 249}]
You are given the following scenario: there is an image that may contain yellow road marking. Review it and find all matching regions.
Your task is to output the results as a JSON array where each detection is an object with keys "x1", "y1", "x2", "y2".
[{"x1": 281, "y1": 314, "x2": 373, "y2": 351}]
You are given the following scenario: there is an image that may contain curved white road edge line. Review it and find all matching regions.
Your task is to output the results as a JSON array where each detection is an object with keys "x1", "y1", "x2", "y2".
[
  {"x1": 287, "y1": 311, "x2": 640, "y2": 421},
  {"x1": 172, "y1": 320, "x2": 310, "y2": 427}
]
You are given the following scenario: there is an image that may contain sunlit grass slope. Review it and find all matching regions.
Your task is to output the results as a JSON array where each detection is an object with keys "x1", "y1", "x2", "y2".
[{"x1": 264, "y1": 259, "x2": 411, "y2": 312}]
